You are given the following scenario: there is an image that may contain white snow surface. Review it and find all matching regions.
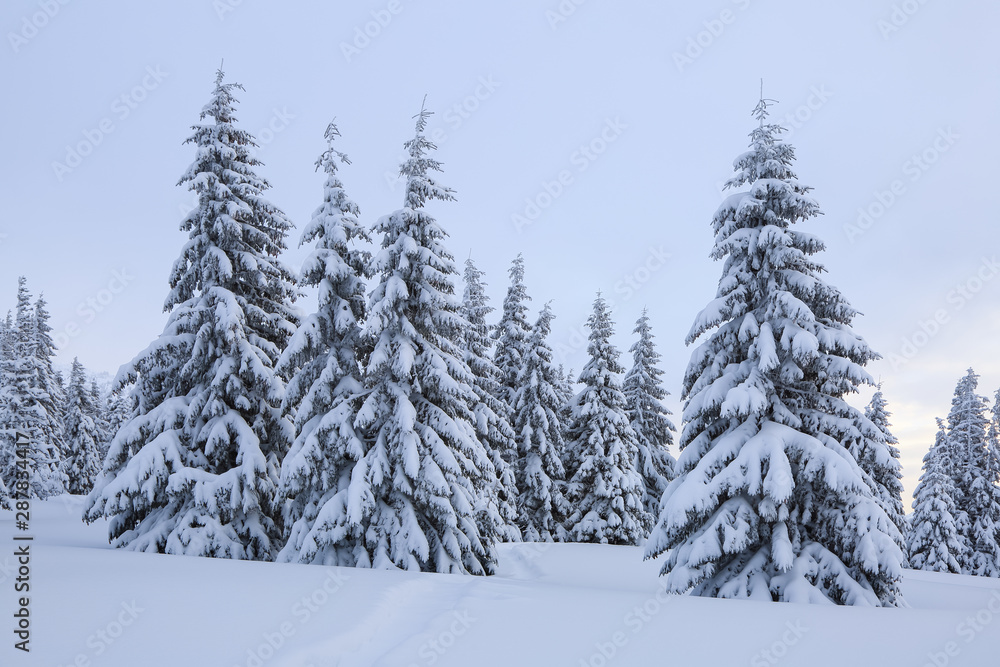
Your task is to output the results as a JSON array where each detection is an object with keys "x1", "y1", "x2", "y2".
[{"x1": 4, "y1": 496, "x2": 1000, "y2": 666}]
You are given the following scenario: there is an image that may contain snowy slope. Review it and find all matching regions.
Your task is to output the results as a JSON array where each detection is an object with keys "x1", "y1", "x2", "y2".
[{"x1": 3, "y1": 497, "x2": 999, "y2": 666}]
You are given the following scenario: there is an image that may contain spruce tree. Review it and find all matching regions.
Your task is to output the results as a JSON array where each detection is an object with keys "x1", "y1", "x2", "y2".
[
  {"x1": 88, "y1": 379, "x2": 110, "y2": 458},
  {"x1": 850, "y1": 385, "x2": 907, "y2": 559},
  {"x1": 622, "y1": 308, "x2": 677, "y2": 519},
  {"x1": 62, "y1": 358, "x2": 103, "y2": 494},
  {"x1": 645, "y1": 98, "x2": 904, "y2": 606},
  {"x1": 0, "y1": 278, "x2": 66, "y2": 500},
  {"x1": 563, "y1": 294, "x2": 649, "y2": 543},
  {"x1": 512, "y1": 303, "x2": 570, "y2": 542},
  {"x1": 493, "y1": 254, "x2": 532, "y2": 407},
  {"x1": 944, "y1": 368, "x2": 993, "y2": 574},
  {"x1": 460, "y1": 257, "x2": 521, "y2": 542},
  {"x1": 969, "y1": 388, "x2": 1000, "y2": 576},
  {"x1": 84, "y1": 69, "x2": 299, "y2": 560},
  {"x1": 0, "y1": 310, "x2": 14, "y2": 508},
  {"x1": 33, "y1": 294, "x2": 66, "y2": 460},
  {"x1": 102, "y1": 386, "x2": 134, "y2": 460},
  {"x1": 354, "y1": 104, "x2": 497, "y2": 574},
  {"x1": 274, "y1": 120, "x2": 372, "y2": 566},
  {"x1": 555, "y1": 365, "x2": 575, "y2": 407},
  {"x1": 908, "y1": 421, "x2": 967, "y2": 574}
]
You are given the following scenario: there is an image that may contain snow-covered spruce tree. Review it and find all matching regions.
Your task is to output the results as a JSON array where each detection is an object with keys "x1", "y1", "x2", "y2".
[
  {"x1": 460, "y1": 257, "x2": 521, "y2": 542},
  {"x1": 645, "y1": 98, "x2": 904, "y2": 606},
  {"x1": 555, "y1": 365, "x2": 575, "y2": 407},
  {"x1": 84, "y1": 69, "x2": 299, "y2": 560},
  {"x1": 563, "y1": 294, "x2": 649, "y2": 543},
  {"x1": 0, "y1": 278, "x2": 66, "y2": 500},
  {"x1": 354, "y1": 105, "x2": 497, "y2": 574},
  {"x1": 493, "y1": 254, "x2": 532, "y2": 407},
  {"x1": 104, "y1": 385, "x2": 134, "y2": 432},
  {"x1": 0, "y1": 310, "x2": 13, "y2": 507},
  {"x1": 967, "y1": 387, "x2": 1000, "y2": 576},
  {"x1": 513, "y1": 303, "x2": 570, "y2": 542},
  {"x1": 557, "y1": 365, "x2": 578, "y2": 429},
  {"x1": 847, "y1": 385, "x2": 907, "y2": 559},
  {"x1": 33, "y1": 294, "x2": 67, "y2": 459},
  {"x1": 101, "y1": 386, "x2": 134, "y2": 461},
  {"x1": 907, "y1": 421, "x2": 967, "y2": 573},
  {"x1": 274, "y1": 121, "x2": 372, "y2": 566},
  {"x1": 944, "y1": 368, "x2": 993, "y2": 574},
  {"x1": 88, "y1": 379, "x2": 110, "y2": 455},
  {"x1": 62, "y1": 358, "x2": 104, "y2": 495},
  {"x1": 0, "y1": 311, "x2": 13, "y2": 509},
  {"x1": 623, "y1": 308, "x2": 677, "y2": 519}
]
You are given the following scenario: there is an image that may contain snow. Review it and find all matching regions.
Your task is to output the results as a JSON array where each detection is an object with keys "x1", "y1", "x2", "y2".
[{"x1": 5, "y1": 496, "x2": 1000, "y2": 666}]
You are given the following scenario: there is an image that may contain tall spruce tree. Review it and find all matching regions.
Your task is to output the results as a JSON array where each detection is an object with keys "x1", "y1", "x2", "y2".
[
  {"x1": 851, "y1": 385, "x2": 907, "y2": 559},
  {"x1": 623, "y1": 308, "x2": 677, "y2": 519},
  {"x1": 512, "y1": 303, "x2": 570, "y2": 542},
  {"x1": 493, "y1": 254, "x2": 532, "y2": 407},
  {"x1": 84, "y1": 69, "x2": 300, "y2": 560},
  {"x1": 88, "y1": 379, "x2": 110, "y2": 457},
  {"x1": 354, "y1": 104, "x2": 497, "y2": 574},
  {"x1": 563, "y1": 294, "x2": 649, "y2": 543},
  {"x1": 968, "y1": 388, "x2": 1000, "y2": 576},
  {"x1": 555, "y1": 365, "x2": 575, "y2": 407},
  {"x1": 908, "y1": 420, "x2": 967, "y2": 573},
  {"x1": 33, "y1": 294, "x2": 66, "y2": 459},
  {"x1": 0, "y1": 278, "x2": 66, "y2": 500},
  {"x1": 645, "y1": 98, "x2": 904, "y2": 606},
  {"x1": 555, "y1": 365, "x2": 575, "y2": 438},
  {"x1": 0, "y1": 309, "x2": 14, "y2": 508},
  {"x1": 102, "y1": 386, "x2": 134, "y2": 460},
  {"x1": 460, "y1": 257, "x2": 521, "y2": 542},
  {"x1": 62, "y1": 358, "x2": 103, "y2": 494},
  {"x1": 274, "y1": 121, "x2": 372, "y2": 566},
  {"x1": 0, "y1": 312, "x2": 9, "y2": 507},
  {"x1": 944, "y1": 369, "x2": 994, "y2": 574}
]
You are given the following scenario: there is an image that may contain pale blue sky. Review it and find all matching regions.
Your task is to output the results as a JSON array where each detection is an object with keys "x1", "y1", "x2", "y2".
[{"x1": 3, "y1": 0, "x2": 998, "y2": 500}]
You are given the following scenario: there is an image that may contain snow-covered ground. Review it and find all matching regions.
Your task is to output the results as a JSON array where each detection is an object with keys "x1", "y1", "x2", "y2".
[{"x1": 3, "y1": 497, "x2": 999, "y2": 667}]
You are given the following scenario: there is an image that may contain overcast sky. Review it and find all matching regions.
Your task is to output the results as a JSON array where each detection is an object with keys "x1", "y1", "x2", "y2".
[{"x1": 3, "y1": 0, "x2": 998, "y2": 502}]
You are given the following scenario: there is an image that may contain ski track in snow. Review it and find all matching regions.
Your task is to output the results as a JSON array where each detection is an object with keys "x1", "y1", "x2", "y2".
[
  {"x1": 279, "y1": 575, "x2": 502, "y2": 667},
  {"x1": 277, "y1": 577, "x2": 437, "y2": 666}
]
